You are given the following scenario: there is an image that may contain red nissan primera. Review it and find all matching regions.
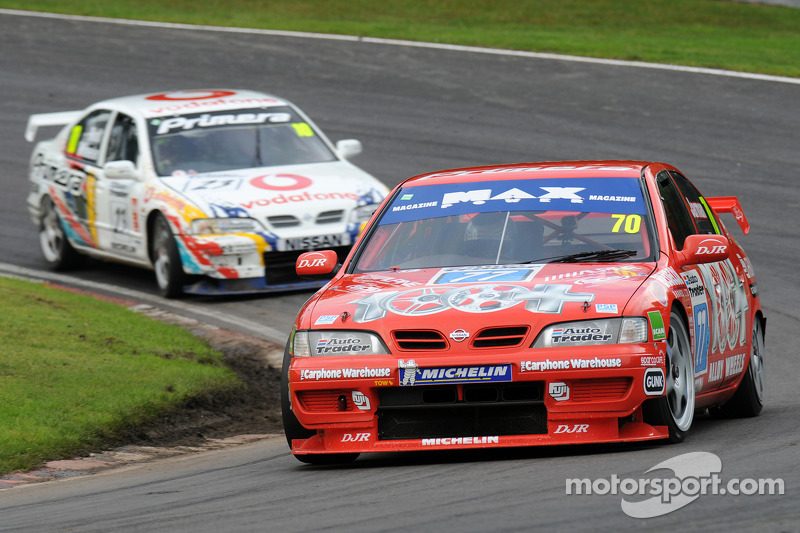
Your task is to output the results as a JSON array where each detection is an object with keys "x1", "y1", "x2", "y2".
[{"x1": 282, "y1": 161, "x2": 765, "y2": 464}]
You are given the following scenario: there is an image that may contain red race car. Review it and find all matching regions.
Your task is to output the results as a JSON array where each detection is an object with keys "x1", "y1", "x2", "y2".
[{"x1": 282, "y1": 161, "x2": 765, "y2": 464}]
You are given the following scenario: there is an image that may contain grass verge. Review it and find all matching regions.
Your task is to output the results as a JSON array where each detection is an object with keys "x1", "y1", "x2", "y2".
[
  {"x1": 0, "y1": 276, "x2": 239, "y2": 474},
  {"x1": 1, "y1": 0, "x2": 799, "y2": 77}
]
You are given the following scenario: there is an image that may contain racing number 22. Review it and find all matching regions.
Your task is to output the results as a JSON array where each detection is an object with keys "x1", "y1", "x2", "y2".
[{"x1": 610, "y1": 214, "x2": 641, "y2": 234}]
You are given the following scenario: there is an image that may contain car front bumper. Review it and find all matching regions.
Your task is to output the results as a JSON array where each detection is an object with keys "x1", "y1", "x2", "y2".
[{"x1": 287, "y1": 345, "x2": 670, "y2": 455}]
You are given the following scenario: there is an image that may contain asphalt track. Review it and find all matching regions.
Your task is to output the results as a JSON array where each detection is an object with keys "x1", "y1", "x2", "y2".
[{"x1": 0, "y1": 12, "x2": 798, "y2": 532}]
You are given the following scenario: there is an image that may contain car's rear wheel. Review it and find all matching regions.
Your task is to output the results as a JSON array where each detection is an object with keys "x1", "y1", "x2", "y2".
[
  {"x1": 280, "y1": 346, "x2": 359, "y2": 465},
  {"x1": 710, "y1": 318, "x2": 765, "y2": 418},
  {"x1": 644, "y1": 310, "x2": 695, "y2": 443},
  {"x1": 39, "y1": 197, "x2": 82, "y2": 270},
  {"x1": 151, "y1": 215, "x2": 186, "y2": 298}
]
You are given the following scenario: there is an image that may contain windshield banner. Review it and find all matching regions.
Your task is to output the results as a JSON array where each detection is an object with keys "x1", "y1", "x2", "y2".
[{"x1": 380, "y1": 178, "x2": 646, "y2": 225}]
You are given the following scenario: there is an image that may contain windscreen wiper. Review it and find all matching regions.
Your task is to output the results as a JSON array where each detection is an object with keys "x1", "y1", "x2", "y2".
[{"x1": 523, "y1": 249, "x2": 638, "y2": 264}]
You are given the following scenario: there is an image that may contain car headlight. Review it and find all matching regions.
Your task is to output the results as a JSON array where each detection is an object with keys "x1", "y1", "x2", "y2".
[
  {"x1": 189, "y1": 217, "x2": 264, "y2": 235},
  {"x1": 533, "y1": 318, "x2": 648, "y2": 347},
  {"x1": 350, "y1": 204, "x2": 379, "y2": 224},
  {"x1": 291, "y1": 330, "x2": 389, "y2": 357}
]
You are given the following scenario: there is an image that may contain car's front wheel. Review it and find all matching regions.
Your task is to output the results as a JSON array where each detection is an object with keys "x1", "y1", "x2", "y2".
[
  {"x1": 644, "y1": 310, "x2": 695, "y2": 443},
  {"x1": 39, "y1": 197, "x2": 82, "y2": 270},
  {"x1": 150, "y1": 215, "x2": 186, "y2": 298}
]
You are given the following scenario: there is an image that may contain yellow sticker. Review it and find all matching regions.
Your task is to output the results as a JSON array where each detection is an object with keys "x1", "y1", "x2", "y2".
[
  {"x1": 67, "y1": 125, "x2": 83, "y2": 154},
  {"x1": 292, "y1": 123, "x2": 314, "y2": 137},
  {"x1": 610, "y1": 214, "x2": 641, "y2": 234}
]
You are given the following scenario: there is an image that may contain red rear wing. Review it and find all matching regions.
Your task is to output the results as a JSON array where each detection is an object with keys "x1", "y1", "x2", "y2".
[{"x1": 705, "y1": 196, "x2": 750, "y2": 235}]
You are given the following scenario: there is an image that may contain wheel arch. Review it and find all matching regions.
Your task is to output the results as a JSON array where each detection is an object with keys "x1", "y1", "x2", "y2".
[{"x1": 145, "y1": 209, "x2": 165, "y2": 263}]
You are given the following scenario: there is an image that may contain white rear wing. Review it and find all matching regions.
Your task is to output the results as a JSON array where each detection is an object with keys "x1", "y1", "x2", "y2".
[{"x1": 25, "y1": 111, "x2": 82, "y2": 142}]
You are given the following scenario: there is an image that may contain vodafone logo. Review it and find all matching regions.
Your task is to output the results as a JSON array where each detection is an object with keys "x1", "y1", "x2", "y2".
[
  {"x1": 146, "y1": 90, "x2": 237, "y2": 101},
  {"x1": 250, "y1": 174, "x2": 312, "y2": 191}
]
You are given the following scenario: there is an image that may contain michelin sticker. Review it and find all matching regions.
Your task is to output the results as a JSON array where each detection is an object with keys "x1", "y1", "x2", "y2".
[{"x1": 398, "y1": 360, "x2": 512, "y2": 386}]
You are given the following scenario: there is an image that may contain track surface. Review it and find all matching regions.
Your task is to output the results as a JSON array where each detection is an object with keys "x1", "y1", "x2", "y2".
[{"x1": 0, "y1": 13, "x2": 798, "y2": 532}]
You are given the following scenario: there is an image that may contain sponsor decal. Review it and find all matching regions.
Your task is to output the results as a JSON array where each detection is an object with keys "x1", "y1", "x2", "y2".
[
  {"x1": 644, "y1": 367, "x2": 665, "y2": 396},
  {"x1": 688, "y1": 201, "x2": 709, "y2": 219},
  {"x1": 398, "y1": 362, "x2": 512, "y2": 386},
  {"x1": 400, "y1": 193, "x2": 414, "y2": 200},
  {"x1": 737, "y1": 253, "x2": 754, "y2": 279},
  {"x1": 682, "y1": 271, "x2": 710, "y2": 376},
  {"x1": 250, "y1": 173, "x2": 312, "y2": 191},
  {"x1": 554, "y1": 424, "x2": 590, "y2": 434},
  {"x1": 182, "y1": 177, "x2": 243, "y2": 192},
  {"x1": 351, "y1": 391, "x2": 371, "y2": 411},
  {"x1": 154, "y1": 111, "x2": 290, "y2": 134},
  {"x1": 373, "y1": 379, "x2": 394, "y2": 386},
  {"x1": 379, "y1": 178, "x2": 647, "y2": 225},
  {"x1": 449, "y1": 329, "x2": 470, "y2": 342},
  {"x1": 314, "y1": 314, "x2": 339, "y2": 325},
  {"x1": 315, "y1": 337, "x2": 371, "y2": 354},
  {"x1": 429, "y1": 265, "x2": 543, "y2": 285},
  {"x1": 697, "y1": 259, "x2": 748, "y2": 354},
  {"x1": 242, "y1": 191, "x2": 359, "y2": 208},
  {"x1": 641, "y1": 355, "x2": 665, "y2": 367},
  {"x1": 651, "y1": 267, "x2": 684, "y2": 289},
  {"x1": 520, "y1": 358, "x2": 622, "y2": 372},
  {"x1": 352, "y1": 284, "x2": 593, "y2": 323},
  {"x1": 299, "y1": 367, "x2": 392, "y2": 381},
  {"x1": 724, "y1": 353, "x2": 746, "y2": 379},
  {"x1": 391, "y1": 201, "x2": 437, "y2": 212},
  {"x1": 647, "y1": 311, "x2": 666, "y2": 341},
  {"x1": 543, "y1": 265, "x2": 649, "y2": 285},
  {"x1": 696, "y1": 237, "x2": 727, "y2": 255},
  {"x1": 549, "y1": 382, "x2": 570, "y2": 402},
  {"x1": 279, "y1": 233, "x2": 350, "y2": 252},
  {"x1": 708, "y1": 360, "x2": 724, "y2": 384},
  {"x1": 146, "y1": 90, "x2": 237, "y2": 101},
  {"x1": 421, "y1": 436, "x2": 500, "y2": 446},
  {"x1": 297, "y1": 252, "x2": 332, "y2": 269},
  {"x1": 550, "y1": 326, "x2": 613, "y2": 345},
  {"x1": 595, "y1": 303, "x2": 618, "y2": 314},
  {"x1": 341, "y1": 432, "x2": 371, "y2": 442}
]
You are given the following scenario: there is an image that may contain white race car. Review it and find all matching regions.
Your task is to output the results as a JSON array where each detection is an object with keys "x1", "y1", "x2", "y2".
[{"x1": 25, "y1": 89, "x2": 388, "y2": 296}]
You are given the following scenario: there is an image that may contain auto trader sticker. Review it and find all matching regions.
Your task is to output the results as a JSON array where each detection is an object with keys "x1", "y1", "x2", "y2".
[{"x1": 351, "y1": 284, "x2": 594, "y2": 322}]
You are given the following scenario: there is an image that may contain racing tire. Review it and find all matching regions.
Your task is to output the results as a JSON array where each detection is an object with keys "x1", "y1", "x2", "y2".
[
  {"x1": 709, "y1": 319, "x2": 765, "y2": 419},
  {"x1": 643, "y1": 310, "x2": 695, "y2": 443},
  {"x1": 151, "y1": 215, "x2": 186, "y2": 298},
  {"x1": 280, "y1": 345, "x2": 359, "y2": 465},
  {"x1": 39, "y1": 197, "x2": 82, "y2": 270}
]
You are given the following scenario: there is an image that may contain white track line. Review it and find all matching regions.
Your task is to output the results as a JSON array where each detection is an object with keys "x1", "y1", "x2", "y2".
[
  {"x1": 1, "y1": 8, "x2": 799, "y2": 86},
  {"x1": 0, "y1": 262, "x2": 288, "y2": 344}
]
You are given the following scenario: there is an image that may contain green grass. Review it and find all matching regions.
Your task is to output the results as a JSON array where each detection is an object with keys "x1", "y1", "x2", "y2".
[
  {"x1": 1, "y1": 0, "x2": 799, "y2": 77},
  {"x1": 0, "y1": 277, "x2": 239, "y2": 474}
]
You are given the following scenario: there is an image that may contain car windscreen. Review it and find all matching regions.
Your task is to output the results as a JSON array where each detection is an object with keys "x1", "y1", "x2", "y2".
[
  {"x1": 354, "y1": 177, "x2": 655, "y2": 272},
  {"x1": 147, "y1": 106, "x2": 336, "y2": 176}
]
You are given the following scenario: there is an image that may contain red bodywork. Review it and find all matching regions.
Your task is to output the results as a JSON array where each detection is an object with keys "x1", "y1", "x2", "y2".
[{"x1": 285, "y1": 161, "x2": 762, "y2": 456}]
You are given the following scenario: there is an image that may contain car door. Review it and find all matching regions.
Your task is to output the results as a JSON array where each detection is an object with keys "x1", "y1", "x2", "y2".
[
  {"x1": 55, "y1": 108, "x2": 113, "y2": 249},
  {"x1": 655, "y1": 171, "x2": 749, "y2": 394},
  {"x1": 92, "y1": 111, "x2": 147, "y2": 259}
]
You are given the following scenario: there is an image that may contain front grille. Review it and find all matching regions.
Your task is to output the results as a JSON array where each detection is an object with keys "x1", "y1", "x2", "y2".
[
  {"x1": 316, "y1": 210, "x2": 344, "y2": 224},
  {"x1": 264, "y1": 246, "x2": 350, "y2": 284},
  {"x1": 267, "y1": 215, "x2": 300, "y2": 228},
  {"x1": 392, "y1": 330, "x2": 447, "y2": 350},
  {"x1": 297, "y1": 390, "x2": 354, "y2": 412},
  {"x1": 571, "y1": 377, "x2": 632, "y2": 402},
  {"x1": 471, "y1": 326, "x2": 530, "y2": 348},
  {"x1": 378, "y1": 383, "x2": 546, "y2": 439}
]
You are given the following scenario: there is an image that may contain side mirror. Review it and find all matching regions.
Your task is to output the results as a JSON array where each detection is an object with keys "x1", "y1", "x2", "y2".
[
  {"x1": 296, "y1": 250, "x2": 339, "y2": 277},
  {"x1": 336, "y1": 139, "x2": 362, "y2": 160},
  {"x1": 677, "y1": 234, "x2": 730, "y2": 266},
  {"x1": 104, "y1": 160, "x2": 139, "y2": 180}
]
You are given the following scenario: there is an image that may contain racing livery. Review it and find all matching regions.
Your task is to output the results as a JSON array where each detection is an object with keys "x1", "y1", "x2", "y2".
[
  {"x1": 282, "y1": 161, "x2": 765, "y2": 464},
  {"x1": 25, "y1": 89, "x2": 388, "y2": 296}
]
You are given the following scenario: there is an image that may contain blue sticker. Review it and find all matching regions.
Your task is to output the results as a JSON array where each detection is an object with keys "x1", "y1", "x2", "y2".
[
  {"x1": 381, "y1": 178, "x2": 646, "y2": 225},
  {"x1": 693, "y1": 303, "x2": 710, "y2": 374},
  {"x1": 595, "y1": 303, "x2": 618, "y2": 314},
  {"x1": 400, "y1": 364, "x2": 512, "y2": 386},
  {"x1": 429, "y1": 265, "x2": 542, "y2": 285}
]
